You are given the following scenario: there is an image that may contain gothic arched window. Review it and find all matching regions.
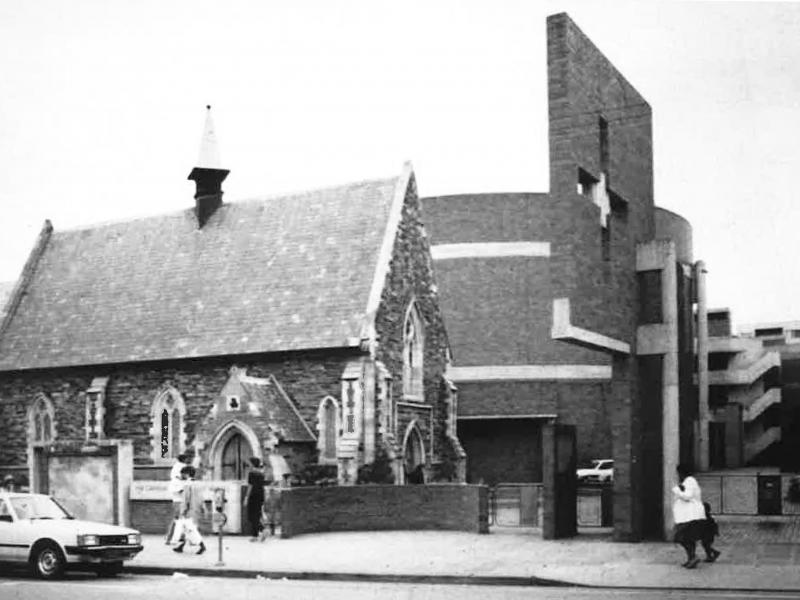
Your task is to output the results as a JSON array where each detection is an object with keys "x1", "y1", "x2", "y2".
[
  {"x1": 403, "y1": 301, "x2": 424, "y2": 400},
  {"x1": 316, "y1": 396, "x2": 340, "y2": 464},
  {"x1": 28, "y1": 393, "x2": 55, "y2": 444},
  {"x1": 150, "y1": 386, "x2": 186, "y2": 463}
]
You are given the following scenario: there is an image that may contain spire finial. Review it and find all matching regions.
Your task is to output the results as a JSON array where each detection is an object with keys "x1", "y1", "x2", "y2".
[
  {"x1": 188, "y1": 106, "x2": 230, "y2": 228},
  {"x1": 195, "y1": 105, "x2": 222, "y2": 169}
]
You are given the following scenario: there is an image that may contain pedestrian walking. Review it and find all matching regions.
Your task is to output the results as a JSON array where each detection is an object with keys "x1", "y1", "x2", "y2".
[
  {"x1": 172, "y1": 466, "x2": 206, "y2": 555},
  {"x1": 243, "y1": 456, "x2": 266, "y2": 541},
  {"x1": 259, "y1": 485, "x2": 282, "y2": 540},
  {"x1": 700, "y1": 501, "x2": 721, "y2": 562},
  {"x1": 165, "y1": 453, "x2": 190, "y2": 544},
  {"x1": 672, "y1": 463, "x2": 706, "y2": 569}
]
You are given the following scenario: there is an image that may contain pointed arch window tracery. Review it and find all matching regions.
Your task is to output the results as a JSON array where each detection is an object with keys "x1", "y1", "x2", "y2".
[
  {"x1": 28, "y1": 393, "x2": 55, "y2": 444},
  {"x1": 403, "y1": 301, "x2": 424, "y2": 401},
  {"x1": 316, "y1": 396, "x2": 340, "y2": 464},
  {"x1": 150, "y1": 386, "x2": 187, "y2": 463}
]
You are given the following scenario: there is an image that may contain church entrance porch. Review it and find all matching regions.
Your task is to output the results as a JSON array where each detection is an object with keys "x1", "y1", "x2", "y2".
[
  {"x1": 222, "y1": 433, "x2": 253, "y2": 480},
  {"x1": 207, "y1": 421, "x2": 262, "y2": 482}
]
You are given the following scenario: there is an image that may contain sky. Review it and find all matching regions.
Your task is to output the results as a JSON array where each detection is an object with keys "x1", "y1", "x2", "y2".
[{"x1": 1, "y1": 0, "x2": 799, "y2": 330}]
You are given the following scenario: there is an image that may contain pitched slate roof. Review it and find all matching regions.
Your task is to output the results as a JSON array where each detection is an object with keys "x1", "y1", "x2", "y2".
[
  {"x1": 240, "y1": 374, "x2": 316, "y2": 443},
  {"x1": 0, "y1": 281, "x2": 14, "y2": 321},
  {"x1": 0, "y1": 167, "x2": 412, "y2": 371}
]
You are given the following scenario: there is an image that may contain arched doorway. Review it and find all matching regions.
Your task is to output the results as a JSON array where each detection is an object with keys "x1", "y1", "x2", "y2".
[
  {"x1": 209, "y1": 421, "x2": 261, "y2": 482},
  {"x1": 403, "y1": 423, "x2": 425, "y2": 484},
  {"x1": 221, "y1": 432, "x2": 253, "y2": 481}
]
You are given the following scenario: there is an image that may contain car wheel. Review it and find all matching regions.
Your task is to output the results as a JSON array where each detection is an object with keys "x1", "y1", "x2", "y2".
[
  {"x1": 31, "y1": 542, "x2": 65, "y2": 580},
  {"x1": 95, "y1": 561, "x2": 123, "y2": 578}
]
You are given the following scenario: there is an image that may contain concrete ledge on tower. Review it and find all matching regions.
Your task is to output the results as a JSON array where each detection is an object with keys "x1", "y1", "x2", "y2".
[
  {"x1": 551, "y1": 298, "x2": 630, "y2": 355},
  {"x1": 636, "y1": 323, "x2": 671, "y2": 355},
  {"x1": 431, "y1": 241, "x2": 551, "y2": 260},
  {"x1": 446, "y1": 364, "x2": 612, "y2": 382}
]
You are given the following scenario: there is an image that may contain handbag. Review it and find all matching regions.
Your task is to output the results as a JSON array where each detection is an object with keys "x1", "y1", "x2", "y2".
[{"x1": 169, "y1": 517, "x2": 192, "y2": 545}]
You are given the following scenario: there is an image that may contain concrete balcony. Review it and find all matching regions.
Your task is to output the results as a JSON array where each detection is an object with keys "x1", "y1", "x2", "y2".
[
  {"x1": 708, "y1": 336, "x2": 762, "y2": 354},
  {"x1": 708, "y1": 351, "x2": 781, "y2": 386},
  {"x1": 743, "y1": 387, "x2": 782, "y2": 422},
  {"x1": 744, "y1": 425, "x2": 781, "y2": 464}
]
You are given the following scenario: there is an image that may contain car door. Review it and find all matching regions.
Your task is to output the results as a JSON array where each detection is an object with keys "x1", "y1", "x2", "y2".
[
  {"x1": 0, "y1": 498, "x2": 16, "y2": 561},
  {"x1": 6, "y1": 497, "x2": 35, "y2": 561}
]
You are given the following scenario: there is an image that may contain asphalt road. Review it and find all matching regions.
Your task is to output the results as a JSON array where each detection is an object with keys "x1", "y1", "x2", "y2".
[{"x1": 0, "y1": 574, "x2": 799, "y2": 600}]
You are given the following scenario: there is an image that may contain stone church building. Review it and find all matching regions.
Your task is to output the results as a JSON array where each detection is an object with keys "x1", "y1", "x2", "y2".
[{"x1": 0, "y1": 110, "x2": 465, "y2": 491}]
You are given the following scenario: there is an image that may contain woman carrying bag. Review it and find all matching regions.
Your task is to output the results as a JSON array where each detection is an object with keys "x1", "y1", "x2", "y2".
[
  {"x1": 672, "y1": 463, "x2": 706, "y2": 569},
  {"x1": 172, "y1": 466, "x2": 206, "y2": 555}
]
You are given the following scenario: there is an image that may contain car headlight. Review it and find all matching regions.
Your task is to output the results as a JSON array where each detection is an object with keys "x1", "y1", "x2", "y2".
[
  {"x1": 127, "y1": 533, "x2": 141, "y2": 545},
  {"x1": 77, "y1": 534, "x2": 100, "y2": 546}
]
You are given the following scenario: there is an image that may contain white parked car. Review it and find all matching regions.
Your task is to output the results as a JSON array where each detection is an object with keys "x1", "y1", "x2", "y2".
[
  {"x1": 577, "y1": 459, "x2": 614, "y2": 483},
  {"x1": 0, "y1": 492, "x2": 143, "y2": 579}
]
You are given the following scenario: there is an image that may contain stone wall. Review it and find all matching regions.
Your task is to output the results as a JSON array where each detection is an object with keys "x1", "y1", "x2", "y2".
[
  {"x1": 374, "y1": 173, "x2": 453, "y2": 467},
  {"x1": 280, "y1": 484, "x2": 488, "y2": 537},
  {"x1": 0, "y1": 349, "x2": 359, "y2": 469},
  {"x1": 0, "y1": 177, "x2": 457, "y2": 480}
]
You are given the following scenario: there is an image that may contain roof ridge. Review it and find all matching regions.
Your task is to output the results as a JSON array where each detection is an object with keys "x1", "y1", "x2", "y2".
[
  {"x1": 55, "y1": 175, "x2": 400, "y2": 235},
  {"x1": 234, "y1": 175, "x2": 398, "y2": 205},
  {"x1": 240, "y1": 373, "x2": 272, "y2": 386}
]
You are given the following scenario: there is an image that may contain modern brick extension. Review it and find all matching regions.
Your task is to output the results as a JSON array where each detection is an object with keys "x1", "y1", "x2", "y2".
[{"x1": 422, "y1": 14, "x2": 734, "y2": 541}]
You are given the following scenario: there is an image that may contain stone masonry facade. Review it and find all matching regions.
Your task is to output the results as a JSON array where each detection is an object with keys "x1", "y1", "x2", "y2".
[
  {"x1": 374, "y1": 172, "x2": 456, "y2": 473},
  {"x1": 0, "y1": 170, "x2": 459, "y2": 486},
  {"x1": 0, "y1": 351, "x2": 356, "y2": 473}
]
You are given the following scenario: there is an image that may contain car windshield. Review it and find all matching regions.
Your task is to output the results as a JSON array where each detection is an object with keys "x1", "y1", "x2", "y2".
[{"x1": 10, "y1": 496, "x2": 72, "y2": 520}]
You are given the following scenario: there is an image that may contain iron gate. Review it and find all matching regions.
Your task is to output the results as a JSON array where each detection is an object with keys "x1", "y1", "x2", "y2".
[{"x1": 488, "y1": 483, "x2": 543, "y2": 527}]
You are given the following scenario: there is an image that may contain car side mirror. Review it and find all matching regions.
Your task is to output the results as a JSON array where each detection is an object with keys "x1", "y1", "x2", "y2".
[{"x1": 0, "y1": 515, "x2": 12, "y2": 523}]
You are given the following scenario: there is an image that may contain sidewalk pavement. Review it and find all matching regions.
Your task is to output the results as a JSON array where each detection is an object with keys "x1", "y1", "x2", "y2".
[{"x1": 126, "y1": 520, "x2": 800, "y2": 591}]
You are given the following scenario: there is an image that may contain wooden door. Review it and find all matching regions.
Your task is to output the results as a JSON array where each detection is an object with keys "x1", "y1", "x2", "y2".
[{"x1": 221, "y1": 433, "x2": 253, "y2": 481}]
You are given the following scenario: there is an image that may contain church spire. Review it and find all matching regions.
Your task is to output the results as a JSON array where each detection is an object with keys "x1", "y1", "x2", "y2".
[{"x1": 188, "y1": 105, "x2": 229, "y2": 228}]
